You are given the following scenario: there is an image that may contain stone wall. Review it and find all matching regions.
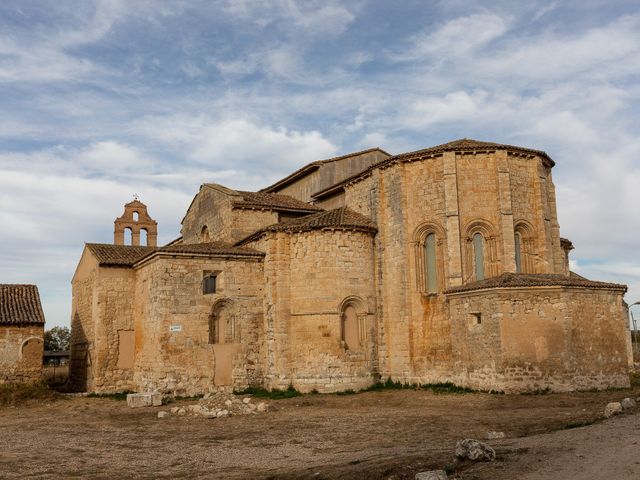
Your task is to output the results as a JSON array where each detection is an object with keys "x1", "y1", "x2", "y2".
[
  {"x1": 132, "y1": 255, "x2": 264, "y2": 395},
  {"x1": 181, "y1": 184, "x2": 280, "y2": 244},
  {"x1": 341, "y1": 150, "x2": 589, "y2": 388},
  {"x1": 69, "y1": 248, "x2": 98, "y2": 391},
  {"x1": 447, "y1": 286, "x2": 631, "y2": 392},
  {"x1": 69, "y1": 248, "x2": 137, "y2": 393},
  {"x1": 0, "y1": 325, "x2": 43, "y2": 383},
  {"x1": 248, "y1": 229, "x2": 377, "y2": 392}
]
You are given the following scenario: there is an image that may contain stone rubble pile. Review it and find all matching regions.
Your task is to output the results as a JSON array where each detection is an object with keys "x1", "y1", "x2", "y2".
[{"x1": 157, "y1": 392, "x2": 268, "y2": 419}]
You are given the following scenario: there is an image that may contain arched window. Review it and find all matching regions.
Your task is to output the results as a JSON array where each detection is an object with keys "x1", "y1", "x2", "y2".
[
  {"x1": 209, "y1": 305, "x2": 230, "y2": 344},
  {"x1": 201, "y1": 225, "x2": 210, "y2": 242},
  {"x1": 514, "y1": 232, "x2": 522, "y2": 273},
  {"x1": 341, "y1": 305, "x2": 359, "y2": 350},
  {"x1": 140, "y1": 228, "x2": 148, "y2": 246},
  {"x1": 425, "y1": 233, "x2": 437, "y2": 293},
  {"x1": 133, "y1": 211, "x2": 139, "y2": 222},
  {"x1": 124, "y1": 227, "x2": 132, "y2": 246},
  {"x1": 473, "y1": 233, "x2": 485, "y2": 280}
]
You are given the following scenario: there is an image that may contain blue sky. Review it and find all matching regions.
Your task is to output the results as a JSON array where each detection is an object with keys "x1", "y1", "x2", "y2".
[{"x1": 1, "y1": 0, "x2": 639, "y2": 328}]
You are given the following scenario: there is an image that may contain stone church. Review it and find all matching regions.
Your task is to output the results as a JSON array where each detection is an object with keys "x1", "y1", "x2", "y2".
[{"x1": 69, "y1": 139, "x2": 632, "y2": 395}]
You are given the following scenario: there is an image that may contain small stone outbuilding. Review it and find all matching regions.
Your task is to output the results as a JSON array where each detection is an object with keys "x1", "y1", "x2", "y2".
[{"x1": 0, "y1": 284, "x2": 46, "y2": 383}]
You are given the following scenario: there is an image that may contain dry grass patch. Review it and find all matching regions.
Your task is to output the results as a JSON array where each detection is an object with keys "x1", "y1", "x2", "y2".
[{"x1": 0, "y1": 381, "x2": 58, "y2": 407}]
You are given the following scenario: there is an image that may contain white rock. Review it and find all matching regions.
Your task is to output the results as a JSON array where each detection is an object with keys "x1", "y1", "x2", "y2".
[
  {"x1": 202, "y1": 412, "x2": 218, "y2": 419},
  {"x1": 203, "y1": 393, "x2": 211, "y2": 400},
  {"x1": 256, "y1": 402, "x2": 267, "y2": 412},
  {"x1": 177, "y1": 408, "x2": 186, "y2": 416},
  {"x1": 126, "y1": 393, "x2": 154, "y2": 408},
  {"x1": 151, "y1": 392, "x2": 163, "y2": 406},
  {"x1": 620, "y1": 398, "x2": 636, "y2": 410},
  {"x1": 248, "y1": 403, "x2": 257, "y2": 411},
  {"x1": 242, "y1": 397, "x2": 251, "y2": 404},
  {"x1": 455, "y1": 439, "x2": 496, "y2": 462},
  {"x1": 187, "y1": 404, "x2": 204, "y2": 415},
  {"x1": 170, "y1": 406, "x2": 179, "y2": 414},
  {"x1": 157, "y1": 411, "x2": 170, "y2": 419},
  {"x1": 217, "y1": 409, "x2": 229, "y2": 417},
  {"x1": 604, "y1": 402, "x2": 623, "y2": 418},
  {"x1": 415, "y1": 471, "x2": 448, "y2": 480},
  {"x1": 225, "y1": 399, "x2": 233, "y2": 407},
  {"x1": 485, "y1": 431, "x2": 506, "y2": 440}
]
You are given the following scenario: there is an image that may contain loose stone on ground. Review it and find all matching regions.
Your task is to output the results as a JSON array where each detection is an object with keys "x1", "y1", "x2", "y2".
[
  {"x1": 455, "y1": 439, "x2": 496, "y2": 462},
  {"x1": 604, "y1": 402, "x2": 623, "y2": 418},
  {"x1": 415, "y1": 470, "x2": 448, "y2": 480}
]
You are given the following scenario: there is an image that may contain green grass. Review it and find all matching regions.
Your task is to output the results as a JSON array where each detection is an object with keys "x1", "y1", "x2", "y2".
[
  {"x1": 86, "y1": 390, "x2": 133, "y2": 401},
  {"x1": 360, "y1": 378, "x2": 482, "y2": 395},
  {"x1": 562, "y1": 419, "x2": 597, "y2": 430},
  {"x1": 235, "y1": 378, "x2": 493, "y2": 400},
  {"x1": 0, "y1": 381, "x2": 58, "y2": 406},
  {"x1": 234, "y1": 384, "x2": 302, "y2": 400}
]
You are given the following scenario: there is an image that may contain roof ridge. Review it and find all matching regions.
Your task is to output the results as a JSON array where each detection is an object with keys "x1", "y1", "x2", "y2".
[
  {"x1": 312, "y1": 139, "x2": 555, "y2": 200},
  {"x1": 260, "y1": 147, "x2": 392, "y2": 193},
  {"x1": 235, "y1": 206, "x2": 377, "y2": 246}
]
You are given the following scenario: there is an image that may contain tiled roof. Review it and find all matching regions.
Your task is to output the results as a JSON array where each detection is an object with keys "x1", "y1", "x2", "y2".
[
  {"x1": 445, "y1": 272, "x2": 627, "y2": 294},
  {"x1": 237, "y1": 207, "x2": 376, "y2": 244},
  {"x1": 234, "y1": 191, "x2": 323, "y2": 213},
  {"x1": 87, "y1": 242, "x2": 263, "y2": 268},
  {"x1": 155, "y1": 242, "x2": 263, "y2": 257},
  {"x1": 0, "y1": 285, "x2": 46, "y2": 325},
  {"x1": 312, "y1": 138, "x2": 555, "y2": 199},
  {"x1": 86, "y1": 243, "x2": 156, "y2": 266},
  {"x1": 261, "y1": 147, "x2": 391, "y2": 193}
]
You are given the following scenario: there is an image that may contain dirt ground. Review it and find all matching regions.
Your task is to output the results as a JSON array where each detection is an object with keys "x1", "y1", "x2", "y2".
[{"x1": 1, "y1": 386, "x2": 639, "y2": 479}]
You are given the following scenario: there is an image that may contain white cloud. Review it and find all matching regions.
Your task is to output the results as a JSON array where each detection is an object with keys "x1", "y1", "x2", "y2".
[
  {"x1": 392, "y1": 13, "x2": 510, "y2": 61},
  {"x1": 132, "y1": 115, "x2": 338, "y2": 172}
]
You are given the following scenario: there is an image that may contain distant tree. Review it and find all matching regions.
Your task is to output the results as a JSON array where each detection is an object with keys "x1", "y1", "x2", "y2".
[{"x1": 44, "y1": 326, "x2": 70, "y2": 352}]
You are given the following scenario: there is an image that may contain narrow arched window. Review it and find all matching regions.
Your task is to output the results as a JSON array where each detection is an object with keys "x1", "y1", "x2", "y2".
[
  {"x1": 514, "y1": 232, "x2": 522, "y2": 273},
  {"x1": 473, "y1": 233, "x2": 485, "y2": 280},
  {"x1": 140, "y1": 228, "x2": 148, "y2": 246},
  {"x1": 201, "y1": 225, "x2": 210, "y2": 242},
  {"x1": 133, "y1": 211, "x2": 139, "y2": 222},
  {"x1": 425, "y1": 233, "x2": 437, "y2": 293},
  {"x1": 341, "y1": 305, "x2": 359, "y2": 350},
  {"x1": 124, "y1": 227, "x2": 132, "y2": 246}
]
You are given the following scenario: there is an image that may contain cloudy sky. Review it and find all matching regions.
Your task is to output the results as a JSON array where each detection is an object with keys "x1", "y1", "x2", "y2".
[{"x1": 1, "y1": 0, "x2": 639, "y2": 328}]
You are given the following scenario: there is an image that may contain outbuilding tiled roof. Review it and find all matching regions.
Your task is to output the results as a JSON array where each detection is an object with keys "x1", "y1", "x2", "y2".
[
  {"x1": 312, "y1": 138, "x2": 555, "y2": 200},
  {"x1": 0, "y1": 284, "x2": 46, "y2": 325},
  {"x1": 234, "y1": 191, "x2": 323, "y2": 213},
  {"x1": 86, "y1": 243, "x2": 156, "y2": 266},
  {"x1": 237, "y1": 207, "x2": 376, "y2": 245},
  {"x1": 445, "y1": 272, "x2": 627, "y2": 294}
]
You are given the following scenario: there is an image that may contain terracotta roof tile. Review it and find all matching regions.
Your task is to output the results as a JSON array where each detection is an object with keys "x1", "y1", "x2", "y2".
[
  {"x1": 237, "y1": 207, "x2": 376, "y2": 245},
  {"x1": 234, "y1": 191, "x2": 323, "y2": 213},
  {"x1": 445, "y1": 272, "x2": 626, "y2": 294},
  {"x1": 86, "y1": 244, "x2": 156, "y2": 266},
  {"x1": 0, "y1": 284, "x2": 46, "y2": 325},
  {"x1": 156, "y1": 242, "x2": 263, "y2": 257}
]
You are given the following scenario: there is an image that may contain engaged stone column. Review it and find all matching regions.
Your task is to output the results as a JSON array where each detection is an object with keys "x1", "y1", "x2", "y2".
[
  {"x1": 443, "y1": 152, "x2": 463, "y2": 287},
  {"x1": 496, "y1": 151, "x2": 516, "y2": 273}
]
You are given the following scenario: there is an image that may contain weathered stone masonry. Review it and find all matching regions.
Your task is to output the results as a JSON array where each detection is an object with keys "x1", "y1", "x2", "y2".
[{"x1": 70, "y1": 139, "x2": 632, "y2": 394}]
